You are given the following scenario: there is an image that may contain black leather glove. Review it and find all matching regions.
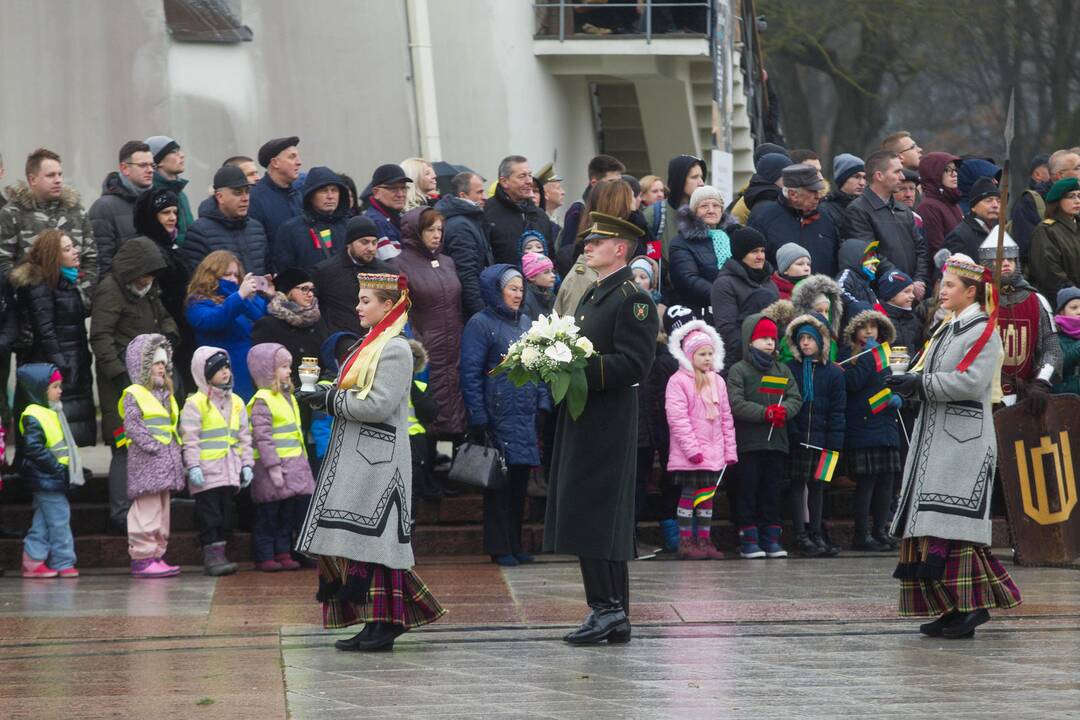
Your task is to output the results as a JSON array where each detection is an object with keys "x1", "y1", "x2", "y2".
[
  {"x1": 295, "y1": 386, "x2": 331, "y2": 410},
  {"x1": 885, "y1": 372, "x2": 923, "y2": 400},
  {"x1": 1023, "y1": 379, "x2": 1051, "y2": 416}
]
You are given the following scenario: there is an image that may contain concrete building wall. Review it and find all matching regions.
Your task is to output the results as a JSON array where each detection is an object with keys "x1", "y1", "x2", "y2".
[{"x1": 0, "y1": 0, "x2": 595, "y2": 210}]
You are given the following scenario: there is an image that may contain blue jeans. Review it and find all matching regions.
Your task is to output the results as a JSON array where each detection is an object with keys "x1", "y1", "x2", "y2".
[{"x1": 24, "y1": 492, "x2": 76, "y2": 569}]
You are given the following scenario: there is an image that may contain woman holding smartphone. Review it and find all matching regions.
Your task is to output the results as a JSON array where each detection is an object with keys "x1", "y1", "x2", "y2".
[{"x1": 184, "y1": 250, "x2": 271, "y2": 399}]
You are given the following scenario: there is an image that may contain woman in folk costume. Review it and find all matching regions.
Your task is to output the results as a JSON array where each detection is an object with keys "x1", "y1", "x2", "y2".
[
  {"x1": 296, "y1": 271, "x2": 444, "y2": 652},
  {"x1": 885, "y1": 254, "x2": 1022, "y2": 639}
]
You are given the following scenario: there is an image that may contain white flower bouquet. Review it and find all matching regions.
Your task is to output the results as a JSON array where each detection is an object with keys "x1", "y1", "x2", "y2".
[{"x1": 492, "y1": 312, "x2": 596, "y2": 419}]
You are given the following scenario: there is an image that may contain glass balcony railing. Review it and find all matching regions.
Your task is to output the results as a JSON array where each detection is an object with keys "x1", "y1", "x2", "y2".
[{"x1": 534, "y1": 0, "x2": 714, "y2": 43}]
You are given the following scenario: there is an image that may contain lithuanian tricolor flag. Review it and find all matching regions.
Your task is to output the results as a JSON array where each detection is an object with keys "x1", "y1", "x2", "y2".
[
  {"x1": 693, "y1": 486, "x2": 715, "y2": 508},
  {"x1": 814, "y1": 449, "x2": 840, "y2": 483},
  {"x1": 112, "y1": 425, "x2": 129, "y2": 449},
  {"x1": 872, "y1": 342, "x2": 891, "y2": 372},
  {"x1": 759, "y1": 375, "x2": 788, "y2": 395},
  {"x1": 869, "y1": 387, "x2": 893, "y2": 415}
]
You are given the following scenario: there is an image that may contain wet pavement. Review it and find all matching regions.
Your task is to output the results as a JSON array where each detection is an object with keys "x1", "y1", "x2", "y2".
[{"x1": 1, "y1": 553, "x2": 1079, "y2": 719}]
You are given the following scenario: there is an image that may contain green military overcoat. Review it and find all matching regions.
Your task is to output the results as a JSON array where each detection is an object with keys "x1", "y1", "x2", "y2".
[{"x1": 543, "y1": 264, "x2": 659, "y2": 561}]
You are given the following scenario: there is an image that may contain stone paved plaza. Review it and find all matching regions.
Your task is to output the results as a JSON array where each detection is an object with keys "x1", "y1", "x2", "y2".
[{"x1": 1, "y1": 554, "x2": 1079, "y2": 719}]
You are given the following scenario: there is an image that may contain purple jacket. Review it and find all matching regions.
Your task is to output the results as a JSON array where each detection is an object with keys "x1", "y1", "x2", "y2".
[
  {"x1": 246, "y1": 342, "x2": 316, "y2": 503},
  {"x1": 123, "y1": 334, "x2": 185, "y2": 500}
]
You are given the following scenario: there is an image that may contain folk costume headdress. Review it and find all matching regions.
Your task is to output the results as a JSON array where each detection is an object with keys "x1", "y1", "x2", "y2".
[
  {"x1": 337, "y1": 272, "x2": 410, "y2": 397},
  {"x1": 941, "y1": 255, "x2": 999, "y2": 372}
]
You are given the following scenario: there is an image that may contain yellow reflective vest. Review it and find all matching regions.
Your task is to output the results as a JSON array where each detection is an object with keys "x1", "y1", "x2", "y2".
[
  {"x1": 187, "y1": 391, "x2": 243, "y2": 460},
  {"x1": 19, "y1": 404, "x2": 70, "y2": 466},
  {"x1": 248, "y1": 389, "x2": 306, "y2": 459},
  {"x1": 408, "y1": 380, "x2": 427, "y2": 436},
  {"x1": 118, "y1": 384, "x2": 180, "y2": 447}
]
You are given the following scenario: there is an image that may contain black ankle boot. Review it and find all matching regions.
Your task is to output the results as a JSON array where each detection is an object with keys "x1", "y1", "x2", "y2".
[
  {"x1": 918, "y1": 611, "x2": 960, "y2": 637},
  {"x1": 335, "y1": 624, "x2": 374, "y2": 650},
  {"x1": 336, "y1": 622, "x2": 407, "y2": 651},
  {"x1": 942, "y1": 609, "x2": 989, "y2": 638},
  {"x1": 564, "y1": 606, "x2": 631, "y2": 645},
  {"x1": 852, "y1": 534, "x2": 888, "y2": 551},
  {"x1": 795, "y1": 534, "x2": 823, "y2": 557}
]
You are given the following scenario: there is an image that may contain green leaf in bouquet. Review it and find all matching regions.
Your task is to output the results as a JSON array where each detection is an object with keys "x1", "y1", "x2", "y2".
[
  {"x1": 507, "y1": 364, "x2": 532, "y2": 387},
  {"x1": 550, "y1": 371, "x2": 570, "y2": 402},
  {"x1": 567, "y1": 367, "x2": 589, "y2": 420}
]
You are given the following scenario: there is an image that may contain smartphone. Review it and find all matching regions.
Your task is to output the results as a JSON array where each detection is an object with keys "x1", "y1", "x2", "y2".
[{"x1": 253, "y1": 275, "x2": 269, "y2": 292}]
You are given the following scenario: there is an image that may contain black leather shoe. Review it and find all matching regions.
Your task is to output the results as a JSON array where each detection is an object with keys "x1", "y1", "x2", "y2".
[
  {"x1": 335, "y1": 624, "x2": 374, "y2": 650},
  {"x1": 918, "y1": 611, "x2": 960, "y2": 637},
  {"x1": 851, "y1": 534, "x2": 888, "y2": 551},
  {"x1": 942, "y1": 609, "x2": 989, "y2": 638},
  {"x1": 564, "y1": 607, "x2": 631, "y2": 645},
  {"x1": 795, "y1": 535, "x2": 823, "y2": 557},
  {"x1": 872, "y1": 531, "x2": 899, "y2": 550},
  {"x1": 336, "y1": 622, "x2": 406, "y2": 651}
]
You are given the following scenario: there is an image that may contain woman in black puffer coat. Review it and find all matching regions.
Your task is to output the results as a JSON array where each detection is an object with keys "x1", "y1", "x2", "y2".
[{"x1": 10, "y1": 229, "x2": 96, "y2": 446}]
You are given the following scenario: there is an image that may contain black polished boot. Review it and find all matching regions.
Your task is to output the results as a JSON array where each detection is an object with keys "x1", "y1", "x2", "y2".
[
  {"x1": 564, "y1": 606, "x2": 631, "y2": 645},
  {"x1": 918, "y1": 611, "x2": 960, "y2": 637},
  {"x1": 795, "y1": 534, "x2": 823, "y2": 557},
  {"x1": 336, "y1": 622, "x2": 407, "y2": 651},
  {"x1": 942, "y1": 609, "x2": 989, "y2": 638},
  {"x1": 872, "y1": 528, "x2": 899, "y2": 550},
  {"x1": 335, "y1": 624, "x2": 374, "y2": 650}
]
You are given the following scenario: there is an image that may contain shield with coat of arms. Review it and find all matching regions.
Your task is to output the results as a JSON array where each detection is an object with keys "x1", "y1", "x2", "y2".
[
  {"x1": 633, "y1": 303, "x2": 649, "y2": 321},
  {"x1": 994, "y1": 395, "x2": 1080, "y2": 566}
]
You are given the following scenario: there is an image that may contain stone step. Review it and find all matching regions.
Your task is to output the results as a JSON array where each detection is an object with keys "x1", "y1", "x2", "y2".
[{"x1": 0, "y1": 518, "x2": 1013, "y2": 569}]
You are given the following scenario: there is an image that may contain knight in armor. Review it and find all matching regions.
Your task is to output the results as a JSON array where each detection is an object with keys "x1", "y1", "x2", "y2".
[{"x1": 977, "y1": 232, "x2": 1062, "y2": 414}]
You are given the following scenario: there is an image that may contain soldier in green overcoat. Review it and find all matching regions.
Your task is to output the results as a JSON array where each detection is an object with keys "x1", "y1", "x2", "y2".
[{"x1": 543, "y1": 212, "x2": 659, "y2": 645}]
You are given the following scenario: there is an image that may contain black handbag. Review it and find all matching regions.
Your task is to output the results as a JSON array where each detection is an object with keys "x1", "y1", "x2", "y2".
[{"x1": 448, "y1": 439, "x2": 507, "y2": 490}]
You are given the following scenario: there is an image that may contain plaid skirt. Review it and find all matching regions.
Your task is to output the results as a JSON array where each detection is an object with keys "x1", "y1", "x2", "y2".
[
  {"x1": 672, "y1": 469, "x2": 721, "y2": 488},
  {"x1": 894, "y1": 537, "x2": 1022, "y2": 618},
  {"x1": 317, "y1": 556, "x2": 446, "y2": 630},
  {"x1": 787, "y1": 445, "x2": 823, "y2": 483},
  {"x1": 845, "y1": 446, "x2": 901, "y2": 480}
]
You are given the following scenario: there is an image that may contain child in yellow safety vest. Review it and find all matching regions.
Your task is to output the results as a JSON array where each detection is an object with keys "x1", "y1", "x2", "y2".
[
  {"x1": 17, "y1": 363, "x2": 83, "y2": 578},
  {"x1": 121, "y1": 334, "x2": 185, "y2": 578},
  {"x1": 180, "y1": 346, "x2": 253, "y2": 576},
  {"x1": 246, "y1": 343, "x2": 315, "y2": 572}
]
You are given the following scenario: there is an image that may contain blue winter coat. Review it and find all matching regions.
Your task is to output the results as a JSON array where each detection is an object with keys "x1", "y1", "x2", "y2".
[
  {"x1": 840, "y1": 336, "x2": 899, "y2": 449},
  {"x1": 436, "y1": 195, "x2": 492, "y2": 319},
  {"x1": 362, "y1": 202, "x2": 402, "y2": 259},
  {"x1": 16, "y1": 363, "x2": 70, "y2": 493},
  {"x1": 785, "y1": 359, "x2": 846, "y2": 451},
  {"x1": 184, "y1": 281, "x2": 267, "y2": 399},
  {"x1": 270, "y1": 166, "x2": 349, "y2": 274},
  {"x1": 180, "y1": 202, "x2": 270, "y2": 275},
  {"x1": 248, "y1": 173, "x2": 303, "y2": 245},
  {"x1": 750, "y1": 195, "x2": 840, "y2": 278},
  {"x1": 459, "y1": 264, "x2": 550, "y2": 466}
]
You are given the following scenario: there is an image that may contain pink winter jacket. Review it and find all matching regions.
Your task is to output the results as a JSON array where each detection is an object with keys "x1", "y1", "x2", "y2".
[
  {"x1": 180, "y1": 345, "x2": 254, "y2": 494},
  {"x1": 664, "y1": 321, "x2": 738, "y2": 473}
]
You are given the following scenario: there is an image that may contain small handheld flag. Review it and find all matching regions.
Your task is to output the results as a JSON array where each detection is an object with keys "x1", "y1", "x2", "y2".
[
  {"x1": 869, "y1": 387, "x2": 893, "y2": 415},
  {"x1": 693, "y1": 486, "x2": 715, "y2": 508},
  {"x1": 872, "y1": 342, "x2": 891, "y2": 372},
  {"x1": 112, "y1": 425, "x2": 129, "y2": 449},
  {"x1": 814, "y1": 449, "x2": 840, "y2": 483},
  {"x1": 760, "y1": 375, "x2": 788, "y2": 395}
]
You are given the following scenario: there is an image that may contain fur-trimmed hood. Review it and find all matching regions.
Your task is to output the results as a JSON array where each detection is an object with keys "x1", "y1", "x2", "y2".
[
  {"x1": 785, "y1": 312, "x2": 832, "y2": 363},
  {"x1": 791, "y1": 273, "x2": 843, "y2": 337},
  {"x1": 668, "y1": 319, "x2": 725, "y2": 374},
  {"x1": 760, "y1": 298, "x2": 796, "y2": 334},
  {"x1": 675, "y1": 204, "x2": 738, "y2": 242},
  {"x1": 406, "y1": 337, "x2": 428, "y2": 375},
  {"x1": 3, "y1": 180, "x2": 82, "y2": 212},
  {"x1": 124, "y1": 333, "x2": 171, "y2": 387},
  {"x1": 843, "y1": 309, "x2": 897, "y2": 347},
  {"x1": 9, "y1": 261, "x2": 50, "y2": 289}
]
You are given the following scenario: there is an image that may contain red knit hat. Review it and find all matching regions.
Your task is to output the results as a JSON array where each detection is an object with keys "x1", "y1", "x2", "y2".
[{"x1": 750, "y1": 317, "x2": 778, "y2": 343}]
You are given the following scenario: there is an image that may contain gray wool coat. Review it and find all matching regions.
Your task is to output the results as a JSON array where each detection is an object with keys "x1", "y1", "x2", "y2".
[
  {"x1": 890, "y1": 302, "x2": 1003, "y2": 546},
  {"x1": 296, "y1": 335, "x2": 418, "y2": 569}
]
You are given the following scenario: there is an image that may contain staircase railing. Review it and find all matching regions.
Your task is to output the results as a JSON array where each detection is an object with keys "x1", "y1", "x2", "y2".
[{"x1": 533, "y1": 0, "x2": 715, "y2": 44}]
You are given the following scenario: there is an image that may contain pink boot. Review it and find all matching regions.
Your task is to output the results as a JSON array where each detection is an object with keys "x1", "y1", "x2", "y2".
[
  {"x1": 56, "y1": 567, "x2": 80, "y2": 578},
  {"x1": 131, "y1": 558, "x2": 179, "y2": 578},
  {"x1": 255, "y1": 559, "x2": 284, "y2": 572},
  {"x1": 155, "y1": 558, "x2": 181, "y2": 575},
  {"x1": 22, "y1": 552, "x2": 58, "y2": 578},
  {"x1": 274, "y1": 553, "x2": 301, "y2": 571}
]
